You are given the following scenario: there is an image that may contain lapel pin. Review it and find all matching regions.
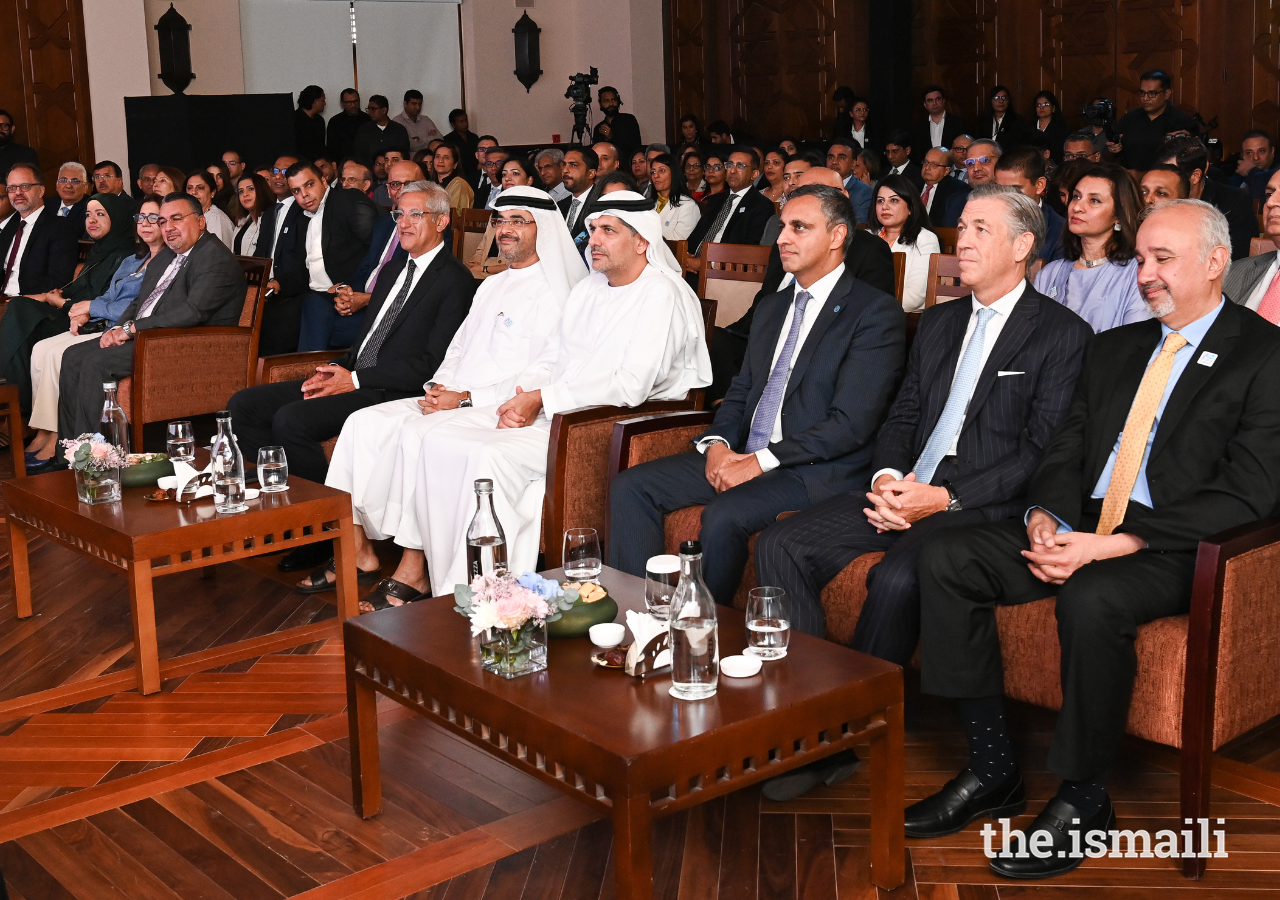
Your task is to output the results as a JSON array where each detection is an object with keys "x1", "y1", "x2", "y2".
[
  {"x1": 1197, "y1": 351, "x2": 1217, "y2": 367},
  {"x1": 833, "y1": 305, "x2": 841, "y2": 313}
]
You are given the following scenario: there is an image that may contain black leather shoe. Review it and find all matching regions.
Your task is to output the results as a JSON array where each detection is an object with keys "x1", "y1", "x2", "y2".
[
  {"x1": 905, "y1": 769, "x2": 1026, "y2": 838},
  {"x1": 761, "y1": 750, "x2": 860, "y2": 802},
  {"x1": 277, "y1": 539, "x2": 333, "y2": 572},
  {"x1": 989, "y1": 794, "x2": 1115, "y2": 879}
]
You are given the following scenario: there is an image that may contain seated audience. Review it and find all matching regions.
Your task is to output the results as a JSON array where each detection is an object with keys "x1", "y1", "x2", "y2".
[
  {"x1": 1226, "y1": 129, "x2": 1277, "y2": 202},
  {"x1": 468, "y1": 158, "x2": 539, "y2": 277},
  {"x1": 1156, "y1": 136, "x2": 1254, "y2": 260},
  {"x1": 1035, "y1": 163, "x2": 1148, "y2": 331},
  {"x1": 908, "y1": 200, "x2": 1280, "y2": 879},
  {"x1": 685, "y1": 147, "x2": 774, "y2": 257},
  {"x1": 759, "y1": 148, "x2": 786, "y2": 205},
  {"x1": 24, "y1": 197, "x2": 166, "y2": 469},
  {"x1": 874, "y1": 174, "x2": 941, "y2": 312},
  {"x1": 884, "y1": 130, "x2": 925, "y2": 189},
  {"x1": 1062, "y1": 131, "x2": 1101, "y2": 164},
  {"x1": 475, "y1": 145, "x2": 509, "y2": 209},
  {"x1": 826, "y1": 140, "x2": 871, "y2": 224},
  {"x1": 965, "y1": 139, "x2": 1001, "y2": 185},
  {"x1": 559, "y1": 146, "x2": 599, "y2": 253},
  {"x1": 752, "y1": 185, "x2": 1091, "y2": 801},
  {"x1": 310, "y1": 188, "x2": 584, "y2": 603},
  {"x1": 90, "y1": 161, "x2": 131, "y2": 204},
  {"x1": 853, "y1": 147, "x2": 881, "y2": 189},
  {"x1": 352, "y1": 95, "x2": 411, "y2": 172},
  {"x1": 592, "y1": 142, "x2": 620, "y2": 175},
  {"x1": 777, "y1": 137, "x2": 799, "y2": 157},
  {"x1": 371, "y1": 149, "x2": 406, "y2": 208},
  {"x1": 50, "y1": 162, "x2": 90, "y2": 226},
  {"x1": 611, "y1": 182, "x2": 904, "y2": 607},
  {"x1": 1139, "y1": 164, "x2": 1189, "y2": 207},
  {"x1": 1031, "y1": 91, "x2": 1070, "y2": 163},
  {"x1": 950, "y1": 135, "x2": 974, "y2": 181},
  {"x1": 255, "y1": 155, "x2": 299, "y2": 268},
  {"x1": 57, "y1": 193, "x2": 247, "y2": 441},
  {"x1": 683, "y1": 150, "x2": 708, "y2": 201},
  {"x1": 2, "y1": 164, "x2": 80, "y2": 301},
  {"x1": 134, "y1": 164, "x2": 160, "y2": 200},
  {"x1": 150, "y1": 166, "x2": 184, "y2": 198},
  {"x1": 920, "y1": 147, "x2": 969, "y2": 228},
  {"x1": 313, "y1": 153, "x2": 339, "y2": 188},
  {"x1": 993, "y1": 147, "x2": 1065, "y2": 261},
  {"x1": 1224, "y1": 168, "x2": 1280, "y2": 319},
  {"x1": 186, "y1": 171, "x2": 235, "y2": 248},
  {"x1": 702, "y1": 152, "x2": 728, "y2": 199},
  {"x1": 232, "y1": 173, "x2": 272, "y2": 255},
  {"x1": 229, "y1": 180, "x2": 475, "y2": 576},
  {"x1": 340, "y1": 160, "x2": 374, "y2": 195},
  {"x1": 650, "y1": 153, "x2": 701, "y2": 241},
  {"x1": 534, "y1": 148, "x2": 570, "y2": 203},
  {"x1": 976, "y1": 85, "x2": 1025, "y2": 147},
  {"x1": 630, "y1": 149, "x2": 652, "y2": 197},
  {"x1": 205, "y1": 160, "x2": 243, "y2": 222},
  {"x1": 433, "y1": 142, "x2": 473, "y2": 210},
  {"x1": 708, "y1": 120, "x2": 734, "y2": 144},
  {"x1": 675, "y1": 114, "x2": 707, "y2": 159},
  {"x1": 0, "y1": 192, "x2": 137, "y2": 413}
]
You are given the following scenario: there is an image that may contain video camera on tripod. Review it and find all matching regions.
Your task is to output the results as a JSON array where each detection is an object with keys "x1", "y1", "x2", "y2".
[{"x1": 565, "y1": 67, "x2": 599, "y2": 145}]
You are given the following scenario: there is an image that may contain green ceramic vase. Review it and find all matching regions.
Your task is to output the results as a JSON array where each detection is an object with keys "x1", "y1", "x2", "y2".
[
  {"x1": 547, "y1": 594, "x2": 619, "y2": 638},
  {"x1": 121, "y1": 456, "x2": 175, "y2": 488}
]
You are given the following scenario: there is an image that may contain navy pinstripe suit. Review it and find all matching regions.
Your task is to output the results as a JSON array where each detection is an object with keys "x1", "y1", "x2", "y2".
[{"x1": 755, "y1": 283, "x2": 1093, "y2": 652}]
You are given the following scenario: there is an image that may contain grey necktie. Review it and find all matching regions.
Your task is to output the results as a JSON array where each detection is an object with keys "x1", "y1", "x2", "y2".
[
  {"x1": 692, "y1": 194, "x2": 735, "y2": 255},
  {"x1": 566, "y1": 197, "x2": 581, "y2": 231},
  {"x1": 356, "y1": 258, "x2": 417, "y2": 369}
]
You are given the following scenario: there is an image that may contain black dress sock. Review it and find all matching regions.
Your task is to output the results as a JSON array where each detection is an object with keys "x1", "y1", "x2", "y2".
[
  {"x1": 955, "y1": 695, "x2": 1016, "y2": 793},
  {"x1": 1055, "y1": 774, "x2": 1108, "y2": 819}
]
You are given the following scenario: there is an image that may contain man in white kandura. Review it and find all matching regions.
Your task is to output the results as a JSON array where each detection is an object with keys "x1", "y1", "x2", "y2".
[
  {"x1": 412, "y1": 190, "x2": 712, "y2": 597},
  {"x1": 317, "y1": 186, "x2": 585, "y2": 610}
]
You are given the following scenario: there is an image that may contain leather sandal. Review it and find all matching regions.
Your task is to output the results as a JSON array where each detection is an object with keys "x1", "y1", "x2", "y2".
[
  {"x1": 295, "y1": 557, "x2": 381, "y2": 594},
  {"x1": 360, "y1": 577, "x2": 426, "y2": 612}
]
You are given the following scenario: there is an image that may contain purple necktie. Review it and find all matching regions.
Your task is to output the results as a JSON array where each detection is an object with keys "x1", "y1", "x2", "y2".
[
  {"x1": 365, "y1": 233, "x2": 400, "y2": 292},
  {"x1": 746, "y1": 290, "x2": 811, "y2": 453}
]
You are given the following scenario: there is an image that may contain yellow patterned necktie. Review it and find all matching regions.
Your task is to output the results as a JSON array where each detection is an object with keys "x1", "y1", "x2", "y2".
[{"x1": 1095, "y1": 332, "x2": 1188, "y2": 536}]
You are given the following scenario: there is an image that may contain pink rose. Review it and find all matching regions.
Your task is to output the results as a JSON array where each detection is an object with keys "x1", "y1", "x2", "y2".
[{"x1": 495, "y1": 596, "x2": 527, "y2": 627}]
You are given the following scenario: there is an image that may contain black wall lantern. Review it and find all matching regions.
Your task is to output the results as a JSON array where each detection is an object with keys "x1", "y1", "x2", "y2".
[
  {"x1": 512, "y1": 12, "x2": 542, "y2": 93},
  {"x1": 154, "y1": 4, "x2": 194, "y2": 95}
]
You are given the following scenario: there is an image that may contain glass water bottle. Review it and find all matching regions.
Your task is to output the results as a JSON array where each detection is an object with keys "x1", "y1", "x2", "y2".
[
  {"x1": 210, "y1": 411, "x2": 248, "y2": 513},
  {"x1": 466, "y1": 478, "x2": 508, "y2": 580},
  {"x1": 99, "y1": 382, "x2": 130, "y2": 453},
  {"x1": 669, "y1": 540, "x2": 719, "y2": 700}
]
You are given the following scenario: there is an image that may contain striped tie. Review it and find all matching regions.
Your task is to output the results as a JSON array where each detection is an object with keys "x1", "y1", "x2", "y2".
[{"x1": 356, "y1": 259, "x2": 417, "y2": 369}]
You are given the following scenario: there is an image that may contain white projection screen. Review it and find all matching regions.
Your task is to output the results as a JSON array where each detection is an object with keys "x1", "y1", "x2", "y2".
[{"x1": 239, "y1": 0, "x2": 462, "y2": 133}]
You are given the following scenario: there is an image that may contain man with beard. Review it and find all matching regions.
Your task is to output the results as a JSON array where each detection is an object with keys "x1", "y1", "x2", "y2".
[
  {"x1": 0, "y1": 109, "x2": 39, "y2": 183},
  {"x1": 591, "y1": 87, "x2": 642, "y2": 164},
  {"x1": 908, "y1": 199, "x2": 1280, "y2": 879}
]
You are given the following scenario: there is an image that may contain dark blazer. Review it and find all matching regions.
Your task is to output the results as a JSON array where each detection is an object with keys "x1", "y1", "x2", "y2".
[
  {"x1": 1028, "y1": 300, "x2": 1280, "y2": 551},
  {"x1": 253, "y1": 200, "x2": 285, "y2": 259},
  {"x1": 686, "y1": 187, "x2": 774, "y2": 253},
  {"x1": 1224, "y1": 248, "x2": 1275, "y2": 305},
  {"x1": 347, "y1": 214, "x2": 406, "y2": 294},
  {"x1": 925, "y1": 176, "x2": 971, "y2": 229},
  {"x1": 873, "y1": 284, "x2": 1092, "y2": 520},
  {"x1": 703, "y1": 267, "x2": 906, "y2": 504},
  {"x1": 274, "y1": 187, "x2": 380, "y2": 298},
  {"x1": 560, "y1": 184, "x2": 603, "y2": 254},
  {"x1": 351, "y1": 120, "x2": 412, "y2": 171},
  {"x1": 1042, "y1": 203, "x2": 1066, "y2": 263},
  {"x1": 473, "y1": 177, "x2": 495, "y2": 210},
  {"x1": 1036, "y1": 118, "x2": 1072, "y2": 163},
  {"x1": 593, "y1": 112, "x2": 642, "y2": 162},
  {"x1": 45, "y1": 196, "x2": 89, "y2": 236},
  {"x1": 1201, "y1": 178, "x2": 1256, "y2": 261},
  {"x1": 0, "y1": 208, "x2": 80, "y2": 296},
  {"x1": 912, "y1": 113, "x2": 968, "y2": 161},
  {"x1": 330, "y1": 247, "x2": 476, "y2": 398},
  {"x1": 975, "y1": 111, "x2": 1027, "y2": 149},
  {"x1": 120, "y1": 232, "x2": 246, "y2": 331}
]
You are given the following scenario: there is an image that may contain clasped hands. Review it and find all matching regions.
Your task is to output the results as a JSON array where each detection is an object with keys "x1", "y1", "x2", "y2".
[
  {"x1": 420, "y1": 384, "x2": 466, "y2": 414},
  {"x1": 496, "y1": 386, "x2": 542, "y2": 429},
  {"x1": 703, "y1": 443, "x2": 763, "y2": 493},
  {"x1": 328, "y1": 283, "x2": 371, "y2": 317},
  {"x1": 864, "y1": 472, "x2": 950, "y2": 533},
  {"x1": 301, "y1": 365, "x2": 355, "y2": 399},
  {"x1": 1021, "y1": 509, "x2": 1145, "y2": 585},
  {"x1": 67, "y1": 300, "x2": 91, "y2": 334}
]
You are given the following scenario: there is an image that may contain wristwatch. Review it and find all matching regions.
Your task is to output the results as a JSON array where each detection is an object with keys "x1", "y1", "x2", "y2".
[
  {"x1": 942, "y1": 482, "x2": 963, "y2": 512},
  {"x1": 459, "y1": 391, "x2": 473, "y2": 408},
  {"x1": 118, "y1": 320, "x2": 135, "y2": 338}
]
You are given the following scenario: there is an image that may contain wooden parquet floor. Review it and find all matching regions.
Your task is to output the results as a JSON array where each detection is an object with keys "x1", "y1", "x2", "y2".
[{"x1": 3, "y1": 469, "x2": 1280, "y2": 897}]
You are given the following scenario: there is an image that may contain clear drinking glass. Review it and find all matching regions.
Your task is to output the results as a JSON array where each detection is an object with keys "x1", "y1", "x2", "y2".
[
  {"x1": 166, "y1": 420, "x2": 194, "y2": 463},
  {"x1": 745, "y1": 586, "x2": 791, "y2": 660},
  {"x1": 257, "y1": 445, "x2": 289, "y2": 492},
  {"x1": 563, "y1": 528, "x2": 602, "y2": 580},
  {"x1": 644, "y1": 554, "x2": 680, "y2": 621}
]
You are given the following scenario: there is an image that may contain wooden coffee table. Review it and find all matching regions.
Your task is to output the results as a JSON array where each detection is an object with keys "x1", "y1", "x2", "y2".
[
  {"x1": 5, "y1": 470, "x2": 359, "y2": 695},
  {"x1": 344, "y1": 566, "x2": 905, "y2": 898}
]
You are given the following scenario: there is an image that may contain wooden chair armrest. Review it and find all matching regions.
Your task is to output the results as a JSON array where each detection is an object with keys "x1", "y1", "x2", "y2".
[
  {"x1": 255, "y1": 350, "x2": 343, "y2": 385},
  {"x1": 607, "y1": 410, "x2": 718, "y2": 482}
]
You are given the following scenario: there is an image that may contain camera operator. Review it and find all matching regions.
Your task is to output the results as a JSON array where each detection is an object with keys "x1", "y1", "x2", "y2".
[
  {"x1": 591, "y1": 86, "x2": 642, "y2": 164},
  {"x1": 1110, "y1": 69, "x2": 1195, "y2": 170}
]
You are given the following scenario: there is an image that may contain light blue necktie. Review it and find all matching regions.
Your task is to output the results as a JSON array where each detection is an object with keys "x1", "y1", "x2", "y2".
[
  {"x1": 745, "y1": 290, "x2": 811, "y2": 453},
  {"x1": 913, "y1": 306, "x2": 997, "y2": 483}
]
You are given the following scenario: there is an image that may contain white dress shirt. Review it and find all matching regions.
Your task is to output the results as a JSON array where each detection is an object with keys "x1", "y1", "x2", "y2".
[
  {"x1": 303, "y1": 187, "x2": 333, "y2": 291},
  {"x1": 546, "y1": 182, "x2": 571, "y2": 203},
  {"x1": 349, "y1": 241, "x2": 443, "y2": 388},
  {"x1": 3, "y1": 205, "x2": 44, "y2": 295},
  {"x1": 0, "y1": 212, "x2": 13, "y2": 232},
  {"x1": 929, "y1": 115, "x2": 945, "y2": 149},
  {"x1": 698, "y1": 263, "x2": 846, "y2": 471},
  {"x1": 1245, "y1": 255, "x2": 1280, "y2": 311},
  {"x1": 711, "y1": 186, "x2": 752, "y2": 244},
  {"x1": 851, "y1": 126, "x2": 867, "y2": 148},
  {"x1": 873, "y1": 281, "x2": 1025, "y2": 485},
  {"x1": 990, "y1": 114, "x2": 1004, "y2": 139}
]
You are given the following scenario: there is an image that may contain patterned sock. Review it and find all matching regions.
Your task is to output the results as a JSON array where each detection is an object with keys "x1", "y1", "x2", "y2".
[
  {"x1": 956, "y1": 695, "x2": 1016, "y2": 793},
  {"x1": 1055, "y1": 774, "x2": 1107, "y2": 819}
]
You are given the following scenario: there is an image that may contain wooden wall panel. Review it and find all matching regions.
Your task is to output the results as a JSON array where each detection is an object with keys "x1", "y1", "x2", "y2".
[{"x1": 0, "y1": 0, "x2": 94, "y2": 188}]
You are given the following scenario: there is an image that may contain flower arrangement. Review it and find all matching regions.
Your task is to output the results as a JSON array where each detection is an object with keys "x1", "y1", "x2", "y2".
[
  {"x1": 61, "y1": 433, "x2": 130, "y2": 504},
  {"x1": 454, "y1": 572, "x2": 582, "y2": 677}
]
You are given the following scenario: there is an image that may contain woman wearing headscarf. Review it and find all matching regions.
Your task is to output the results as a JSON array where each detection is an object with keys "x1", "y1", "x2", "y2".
[{"x1": 0, "y1": 191, "x2": 138, "y2": 414}]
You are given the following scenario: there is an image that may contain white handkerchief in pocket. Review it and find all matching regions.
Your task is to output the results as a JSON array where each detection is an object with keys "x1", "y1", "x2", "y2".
[{"x1": 997, "y1": 371, "x2": 1025, "y2": 377}]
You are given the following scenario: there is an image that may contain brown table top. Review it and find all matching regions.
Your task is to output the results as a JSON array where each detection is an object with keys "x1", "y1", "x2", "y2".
[{"x1": 344, "y1": 566, "x2": 901, "y2": 763}]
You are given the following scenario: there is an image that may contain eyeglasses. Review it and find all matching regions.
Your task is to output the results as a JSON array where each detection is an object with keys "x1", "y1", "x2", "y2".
[
  {"x1": 5, "y1": 183, "x2": 38, "y2": 193},
  {"x1": 964, "y1": 156, "x2": 993, "y2": 166},
  {"x1": 56, "y1": 177, "x2": 84, "y2": 186},
  {"x1": 1138, "y1": 89, "x2": 1167, "y2": 99},
  {"x1": 156, "y1": 213, "x2": 197, "y2": 226},
  {"x1": 1035, "y1": 101, "x2": 1053, "y2": 108},
  {"x1": 386, "y1": 180, "x2": 412, "y2": 190},
  {"x1": 1063, "y1": 150, "x2": 1094, "y2": 161},
  {"x1": 390, "y1": 209, "x2": 434, "y2": 222},
  {"x1": 705, "y1": 164, "x2": 724, "y2": 172},
  {"x1": 92, "y1": 173, "x2": 115, "y2": 182},
  {"x1": 0, "y1": 123, "x2": 13, "y2": 131},
  {"x1": 135, "y1": 213, "x2": 162, "y2": 224},
  {"x1": 492, "y1": 215, "x2": 534, "y2": 228},
  {"x1": 724, "y1": 162, "x2": 751, "y2": 170},
  {"x1": 367, "y1": 105, "x2": 387, "y2": 112},
  {"x1": 992, "y1": 95, "x2": 1010, "y2": 102},
  {"x1": 271, "y1": 167, "x2": 290, "y2": 175},
  {"x1": 921, "y1": 160, "x2": 949, "y2": 169}
]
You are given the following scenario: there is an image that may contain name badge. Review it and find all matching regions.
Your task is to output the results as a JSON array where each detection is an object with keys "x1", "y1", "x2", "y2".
[{"x1": 1197, "y1": 351, "x2": 1217, "y2": 367}]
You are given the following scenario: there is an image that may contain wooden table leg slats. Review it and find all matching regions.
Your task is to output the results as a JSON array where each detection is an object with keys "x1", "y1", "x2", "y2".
[
  {"x1": 8, "y1": 507, "x2": 129, "y2": 571},
  {"x1": 144, "y1": 518, "x2": 344, "y2": 576}
]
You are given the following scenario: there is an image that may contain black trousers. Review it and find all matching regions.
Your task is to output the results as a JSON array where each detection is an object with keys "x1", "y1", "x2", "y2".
[
  {"x1": 58, "y1": 339, "x2": 136, "y2": 442},
  {"x1": 754, "y1": 489, "x2": 986, "y2": 657},
  {"x1": 258, "y1": 294, "x2": 303, "y2": 357},
  {"x1": 916, "y1": 517, "x2": 1195, "y2": 781},
  {"x1": 608, "y1": 450, "x2": 811, "y2": 605},
  {"x1": 226, "y1": 380, "x2": 391, "y2": 485},
  {"x1": 707, "y1": 327, "x2": 748, "y2": 406}
]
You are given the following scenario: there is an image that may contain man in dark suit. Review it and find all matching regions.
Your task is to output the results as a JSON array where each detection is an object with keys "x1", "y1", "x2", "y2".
[
  {"x1": 994, "y1": 147, "x2": 1065, "y2": 261},
  {"x1": 884, "y1": 129, "x2": 926, "y2": 191},
  {"x1": 1, "y1": 164, "x2": 79, "y2": 300},
  {"x1": 48, "y1": 162, "x2": 90, "y2": 233},
  {"x1": 591, "y1": 87, "x2": 642, "y2": 164},
  {"x1": 57, "y1": 193, "x2": 247, "y2": 441},
  {"x1": 1157, "y1": 136, "x2": 1255, "y2": 260},
  {"x1": 707, "y1": 167, "x2": 894, "y2": 402},
  {"x1": 335, "y1": 161, "x2": 424, "y2": 317},
  {"x1": 685, "y1": 147, "x2": 774, "y2": 260},
  {"x1": 268, "y1": 161, "x2": 381, "y2": 352},
  {"x1": 0, "y1": 109, "x2": 39, "y2": 183},
  {"x1": 913, "y1": 84, "x2": 967, "y2": 162},
  {"x1": 1224, "y1": 168, "x2": 1280, "y2": 314},
  {"x1": 609, "y1": 184, "x2": 906, "y2": 605},
  {"x1": 921, "y1": 148, "x2": 970, "y2": 228},
  {"x1": 558, "y1": 147, "x2": 599, "y2": 254},
  {"x1": 473, "y1": 145, "x2": 509, "y2": 210},
  {"x1": 352, "y1": 95, "x2": 411, "y2": 173},
  {"x1": 228, "y1": 180, "x2": 475, "y2": 490},
  {"x1": 908, "y1": 200, "x2": 1280, "y2": 879}
]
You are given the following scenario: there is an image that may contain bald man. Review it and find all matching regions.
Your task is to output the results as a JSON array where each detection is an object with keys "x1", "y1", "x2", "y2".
[
  {"x1": 592, "y1": 142, "x2": 620, "y2": 175},
  {"x1": 707, "y1": 166, "x2": 897, "y2": 402}
]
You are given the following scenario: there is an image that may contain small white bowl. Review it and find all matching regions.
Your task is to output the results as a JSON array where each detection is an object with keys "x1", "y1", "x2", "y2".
[
  {"x1": 589, "y1": 623, "x2": 625, "y2": 648},
  {"x1": 720, "y1": 655, "x2": 762, "y2": 678}
]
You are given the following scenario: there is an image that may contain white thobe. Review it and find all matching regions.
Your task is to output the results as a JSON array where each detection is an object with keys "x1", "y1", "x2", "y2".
[
  {"x1": 326, "y1": 261, "x2": 565, "y2": 549},
  {"x1": 413, "y1": 264, "x2": 709, "y2": 595}
]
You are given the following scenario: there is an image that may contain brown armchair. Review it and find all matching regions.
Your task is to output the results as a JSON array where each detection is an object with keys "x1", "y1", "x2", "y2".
[{"x1": 120, "y1": 256, "x2": 271, "y2": 449}]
